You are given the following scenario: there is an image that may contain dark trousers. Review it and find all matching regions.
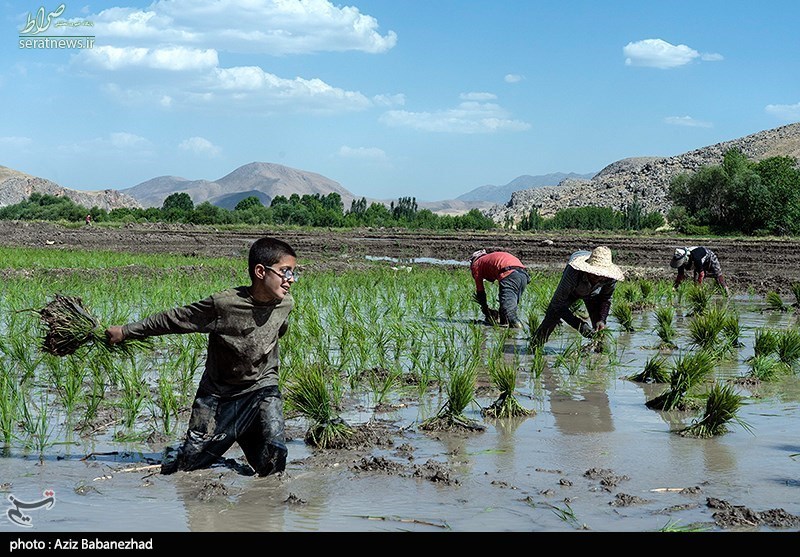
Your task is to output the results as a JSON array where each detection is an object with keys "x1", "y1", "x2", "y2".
[
  {"x1": 169, "y1": 385, "x2": 287, "y2": 476},
  {"x1": 498, "y1": 269, "x2": 530, "y2": 325},
  {"x1": 533, "y1": 295, "x2": 605, "y2": 345}
]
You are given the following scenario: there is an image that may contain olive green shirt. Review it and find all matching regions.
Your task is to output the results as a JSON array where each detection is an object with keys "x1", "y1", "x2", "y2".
[{"x1": 123, "y1": 286, "x2": 293, "y2": 397}]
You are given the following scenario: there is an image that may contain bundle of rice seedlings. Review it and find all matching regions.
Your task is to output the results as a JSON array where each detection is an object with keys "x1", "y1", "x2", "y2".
[
  {"x1": 776, "y1": 328, "x2": 800, "y2": 369},
  {"x1": 688, "y1": 307, "x2": 725, "y2": 352},
  {"x1": 721, "y1": 310, "x2": 743, "y2": 349},
  {"x1": 33, "y1": 294, "x2": 148, "y2": 357},
  {"x1": 686, "y1": 284, "x2": 712, "y2": 315},
  {"x1": 284, "y1": 364, "x2": 354, "y2": 449},
  {"x1": 612, "y1": 300, "x2": 635, "y2": 332},
  {"x1": 628, "y1": 354, "x2": 670, "y2": 383},
  {"x1": 646, "y1": 350, "x2": 715, "y2": 411},
  {"x1": 653, "y1": 305, "x2": 677, "y2": 348},
  {"x1": 620, "y1": 283, "x2": 643, "y2": 307},
  {"x1": 420, "y1": 364, "x2": 484, "y2": 431},
  {"x1": 482, "y1": 361, "x2": 533, "y2": 419},
  {"x1": 765, "y1": 291, "x2": 787, "y2": 312},
  {"x1": 751, "y1": 328, "x2": 779, "y2": 359},
  {"x1": 586, "y1": 326, "x2": 614, "y2": 354},
  {"x1": 679, "y1": 383, "x2": 751, "y2": 438},
  {"x1": 747, "y1": 354, "x2": 787, "y2": 382},
  {"x1": 638, "y1": 281, "x2": 654, "y2": 306}
]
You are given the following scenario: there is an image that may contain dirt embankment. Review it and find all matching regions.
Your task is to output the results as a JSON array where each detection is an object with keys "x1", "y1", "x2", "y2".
[{"x1": 0, "y1": 221, "x2": 798, "y2": 295}]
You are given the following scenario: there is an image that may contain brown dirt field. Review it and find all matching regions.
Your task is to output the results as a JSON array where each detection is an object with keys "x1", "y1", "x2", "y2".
[{"x1": 1, "y1": 221, "x2": 797, "y2": 295}]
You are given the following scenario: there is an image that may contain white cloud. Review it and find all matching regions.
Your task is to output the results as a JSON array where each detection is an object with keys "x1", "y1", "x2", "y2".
[
  {"x1": 765, "y1": 102, "x2": 800, "y2": 122},
  {"x1": 372, "y1": 94, "x2": 405, "y2": 107},
  {"x1": 338, "y1": 146, "x2": 387, "y2": 161},
  {"x1": 379, "y1": 99, "x2": 530, "y2": 133},
  {"x1": 209, "y1": 67, "x2": 371, "y2": 111},
  {"x1": 179, "y1": 137, "x2": 221, "y2": 156},
  {"x1": 664, "y1": 116, "x2": 713, "y2": 128},
  {"x1": 624, "y1": 39, "x2": 703, "y2": 69},
  {"x1": 504, "y1": 74, "x2": 523, "y2": 83},
  {"x1": 71, "y1": 1, "x2": 395, "y2": 115},
  {"x1": 81, "y1": 46, "x2": 219, "y2": 71},
  {"x1": 701, "y1": 52, "x2": 724, "y2": 62},
  {"x1": 99, "y1": 65, "x2": 371, "y2": 113},
  {"x1": 109, "y1": 132, "x2": 151, "y2": 148},
  {"x1": 91, "y1": 0, "x2": 397, "y2": 55}
]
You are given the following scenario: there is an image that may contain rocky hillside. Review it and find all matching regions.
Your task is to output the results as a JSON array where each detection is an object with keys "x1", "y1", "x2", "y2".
[
  {"x1": 0, "y1": 166, "x2": 141, "y2": 211},
  {"x1": 486, "y1": 122, "x2": 800, "y2": 224},
  {"x1": 123, "y1": 162, "x2": 361, "y2": 209}
]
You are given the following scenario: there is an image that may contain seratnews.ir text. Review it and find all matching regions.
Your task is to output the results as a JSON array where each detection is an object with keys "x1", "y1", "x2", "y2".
[{"x1": 19, "y1": 36, "x2": 95, "y2": 49}]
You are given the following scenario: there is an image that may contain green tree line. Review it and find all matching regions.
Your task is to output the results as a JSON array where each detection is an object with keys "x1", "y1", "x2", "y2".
[
  {"x1": 515, "y1": 197, "x2": 665, "y2": 232},
  {"x1": 667, "y1": 148, "x2": 800, "y2": 235},
  {"x1": 0, "y1": 192, "x2": 498, "y2": 231}
]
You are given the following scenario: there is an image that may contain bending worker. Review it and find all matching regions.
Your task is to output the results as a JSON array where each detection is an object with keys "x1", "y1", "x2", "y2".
[
  {"x1": 469, "y1": 249, "x2": 530, "y2": 329},
  {"x1": 670, "y1": 246, "x2": 730, "y2": 296},
  {"x1": 531, "y1": 246, "x2": 624, "y2": 346}
]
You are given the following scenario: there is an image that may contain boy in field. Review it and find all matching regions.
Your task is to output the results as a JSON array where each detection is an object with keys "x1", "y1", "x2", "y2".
[{"x1": 105, "y1": 237, "x2": 297, "y2": 476}]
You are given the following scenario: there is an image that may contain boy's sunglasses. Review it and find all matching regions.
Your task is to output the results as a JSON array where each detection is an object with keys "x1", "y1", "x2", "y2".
[{"x1": 266, "y1": 266, "x2": 297, "y2": 281}]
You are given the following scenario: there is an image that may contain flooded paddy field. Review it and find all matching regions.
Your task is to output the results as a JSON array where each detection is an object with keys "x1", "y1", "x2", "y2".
[{"x1": 0, "y1": 223, "x2": 798, "y2": 537}]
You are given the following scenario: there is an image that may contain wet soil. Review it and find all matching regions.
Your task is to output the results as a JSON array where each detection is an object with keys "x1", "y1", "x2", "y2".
[{"x1": 2, "y1": 220, "x2": 800, "y2": 295}]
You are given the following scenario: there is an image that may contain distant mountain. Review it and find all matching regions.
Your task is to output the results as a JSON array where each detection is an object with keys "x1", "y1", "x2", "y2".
[
  {"x1": 457, "y1": 172, "x2": 596, "y2": 204},
  {"x1": 123, "y1": 162, "x2": 360, "y2": 209},
  {"x1": 487, "y1": 122, "x2": 800, "y2": 224},
  {"x1": 0, "y1": 165, "x2": 140, "y2": 210}
]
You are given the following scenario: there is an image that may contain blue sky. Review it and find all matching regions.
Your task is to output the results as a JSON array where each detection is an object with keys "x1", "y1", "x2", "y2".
[{"x1": 2, "y1": 0, "x2": 799, "y2": 202}]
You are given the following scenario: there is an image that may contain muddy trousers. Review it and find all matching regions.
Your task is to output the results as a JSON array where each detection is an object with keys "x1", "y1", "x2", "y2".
[
  {"x1": 532, "y1": 296, "x2": 606, "y2": 346},
  {"x1": 165, "y1": 385, "x2": 287, "y2": 476},
  {"x1": 498, "y1": 269, "x2": 530, "y2": 325}
]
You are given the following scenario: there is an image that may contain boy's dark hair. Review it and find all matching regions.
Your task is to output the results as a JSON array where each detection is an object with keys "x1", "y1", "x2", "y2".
[{"x1": 248, "y1": 237, "x2": 296, "y2": 282}]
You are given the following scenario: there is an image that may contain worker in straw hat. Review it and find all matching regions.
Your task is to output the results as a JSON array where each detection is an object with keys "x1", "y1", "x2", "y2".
[
  {"x1": 531, "y1": 246, "x2": 624, "y2": 346},
  {"x1": 670, "y1": 246, "x2": 730, "y2": 296}
]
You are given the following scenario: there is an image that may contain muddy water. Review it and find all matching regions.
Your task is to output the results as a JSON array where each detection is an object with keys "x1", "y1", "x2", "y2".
[{"x1": 1, "y1": 295, "x2": 799, "y2": 534}]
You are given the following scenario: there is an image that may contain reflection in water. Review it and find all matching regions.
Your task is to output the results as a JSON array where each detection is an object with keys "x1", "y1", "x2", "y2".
[
  {"x1": 702, "y1": 437, "x2": 736, "y2": 473},
  {"x1": 541, "y1": 366, "x2": 614, "y2": 435},
  {"x1": 489, "y1": 415, "x2": 527, "y2": 457}
]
